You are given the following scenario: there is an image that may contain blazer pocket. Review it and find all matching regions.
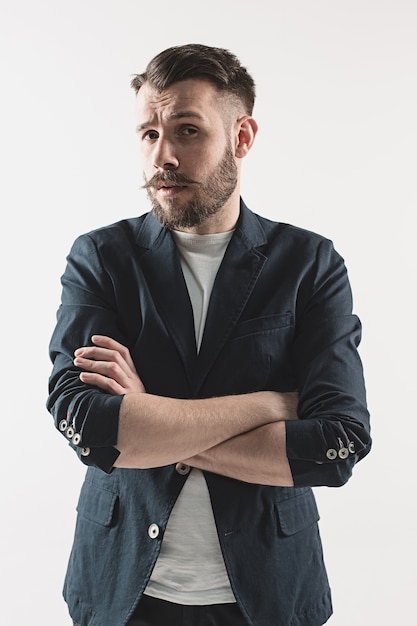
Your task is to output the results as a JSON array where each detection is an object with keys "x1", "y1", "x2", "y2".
[
  {"x1": 76, "y1": 480, "x2": 119, "y2": 527},
  {"x1": 232, "y1": 313, "x2": 293, "y2": 340},
  {"x1": 275, "y1": 489, "x2": 320, "y2": 536}
]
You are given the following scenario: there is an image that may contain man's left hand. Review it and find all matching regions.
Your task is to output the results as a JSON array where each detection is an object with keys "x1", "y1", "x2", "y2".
[{"x1": 74, "y1": 335, "x2": 146, "y2": 395}]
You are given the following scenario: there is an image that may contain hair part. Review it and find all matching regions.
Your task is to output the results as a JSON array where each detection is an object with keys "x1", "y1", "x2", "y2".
[{"x1": 131, "y1": 44, "x2": 256, "y2": 115}]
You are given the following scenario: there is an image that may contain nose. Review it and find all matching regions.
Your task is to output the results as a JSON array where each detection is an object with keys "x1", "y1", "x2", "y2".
[{"x1": 152, "y1": 137, "x2": 179, "y2": 171}]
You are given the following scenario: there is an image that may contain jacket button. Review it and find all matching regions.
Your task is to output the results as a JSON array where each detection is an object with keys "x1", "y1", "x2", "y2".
[
  {"x1": 58, "y1": 419, "x2": 68, "y2": 432},
  {"x1": 80, "y1": 447, "x2": 90, "y2": 457},
  {"x1": 348, "y1": 441, "x2": 355, "y2": 454},
  {"x1": 326, "y1": 449, "x2": 337, "y2": 460},
  {"x1": 65, "y1": 426, "x2": 75, "y2": 439},
  {"x1": 72, "y1": 433, "x2": 82, "y2": 446},
  {"x1": 338, "y1": 447, "x2": 349, "y2": 459},
  {"x1": 148, "y1": 523, "x2": 160, "y2": 539},
  {"x1": 175, "y1": 463, "x2": 191, "y2": 475}
]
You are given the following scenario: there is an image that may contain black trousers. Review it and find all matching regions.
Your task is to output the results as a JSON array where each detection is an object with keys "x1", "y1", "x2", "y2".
[{"x1": 73, "y1": 594, "x2": 249, "y2": 626}]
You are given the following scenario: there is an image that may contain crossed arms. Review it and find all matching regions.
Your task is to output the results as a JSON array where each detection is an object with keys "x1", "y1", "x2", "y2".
[
  {"x1": 47, "y1": 226, "x2": 371, "y2": 487},
  {"x1": 73, "y1": 335, "x2": 298, "y2": 486}
]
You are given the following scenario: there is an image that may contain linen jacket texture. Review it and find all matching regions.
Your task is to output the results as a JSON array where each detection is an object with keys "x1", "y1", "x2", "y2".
[{"x1": 47, "y1": 200, "x2": 371, "y2": 626}]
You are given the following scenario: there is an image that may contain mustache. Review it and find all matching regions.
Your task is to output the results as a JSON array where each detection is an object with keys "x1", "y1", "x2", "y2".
[{"x1": 141, "y1": 170, "x2": 199, "y2": 190}]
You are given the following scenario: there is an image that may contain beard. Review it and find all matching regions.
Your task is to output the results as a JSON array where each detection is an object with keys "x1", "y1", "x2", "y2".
[{"x1": 142, "y1": 144, "x2": 238, "y2": 230}]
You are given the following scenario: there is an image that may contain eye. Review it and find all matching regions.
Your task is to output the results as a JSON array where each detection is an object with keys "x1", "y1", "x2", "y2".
[
  {"x1": 142, "y1": 130, "x2": 159, "y2": 141},
  {"x1": 179, "y1": 126, "x2": 198, "y2": 137}
]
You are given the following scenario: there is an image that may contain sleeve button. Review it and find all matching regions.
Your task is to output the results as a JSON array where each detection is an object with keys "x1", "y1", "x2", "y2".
[
  {"x1": 326, "y1": 449, "x2": 338, "y2": 460},
  {"x1": 65, "y1": 426, "x2": 75, "y2": 439},
  {"x1": 80, "y1": 447, "x2": 91, "y2": 457},
  {"x1": 72, "y1": 433, "x2": 82, "y2": 446},
  {"x1": 338, "y1": 447, "x2": 349, "y2": 459},
  {"x1": 58, "y1": 419, "x2": 68, "y2": 432}
]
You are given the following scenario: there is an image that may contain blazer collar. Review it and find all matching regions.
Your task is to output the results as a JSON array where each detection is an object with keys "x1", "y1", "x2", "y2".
[
  {"x1": 134, "y1": 199, "x2": 269, "y2": 395},
  {"x1": 134, "y1": 198, "x2": 267, "y2": 250},
  {"x1": 195, "y1": 200, "x2": 268, "y2": 392}
]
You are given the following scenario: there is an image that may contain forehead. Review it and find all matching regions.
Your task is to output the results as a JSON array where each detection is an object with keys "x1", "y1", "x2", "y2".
[{"x1": 135, "y1": 78, "x2": 224, "y2": 124}]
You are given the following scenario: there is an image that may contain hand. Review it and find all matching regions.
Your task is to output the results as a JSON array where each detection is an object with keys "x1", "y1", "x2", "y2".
[{"x1": 74, "y1": 335, "x2": 146, "y2": 395}]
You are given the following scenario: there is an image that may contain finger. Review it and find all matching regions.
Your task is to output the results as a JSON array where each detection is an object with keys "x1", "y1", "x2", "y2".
[
  {"x1": 74, "y1": 347, "x2": 135, "y2": 378},
  {"x1": 74, "y1": 355, "x2": 127, "y2": 384},
  {"x1": 91, "y1": 335, "x2": 125, "y2": 350},
  {"x1": 91, "y1": 336, "x2": 137, "y2": 370},
  {"x1": 74, "y1": 346, "x2": 121, "y2": 362},
  {"x1": 79, "y1": 367, "x2": 145, "y2": 394},
  {"x1": 79, "y1": 371, "x2": 124, "y2": 395},
  {"x1": 74, "y1": 354, "x2": 146, "y2": 393}
]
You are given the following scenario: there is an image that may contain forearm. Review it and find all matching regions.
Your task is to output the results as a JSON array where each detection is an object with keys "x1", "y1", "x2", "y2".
[
  {"x1": 115, "y1": 391, "x2": 297, "y2": 469},
  {"x1": 184, "y1": 421, "x2": 293, "y2": 487}
]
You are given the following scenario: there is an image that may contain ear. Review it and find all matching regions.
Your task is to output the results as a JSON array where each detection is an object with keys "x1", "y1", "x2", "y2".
[{"x1": 234, "y1": 116, "x2": 258, "y2": 158}]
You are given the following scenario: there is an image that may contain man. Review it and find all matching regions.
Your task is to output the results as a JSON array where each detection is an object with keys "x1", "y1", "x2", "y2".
[{"x1": 47, "y1": 44, "x2": 371, "y2": 626}]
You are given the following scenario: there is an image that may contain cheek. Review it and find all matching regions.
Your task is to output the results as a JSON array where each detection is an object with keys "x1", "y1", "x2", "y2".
[
  {"x1": 183, "y1": 144, "x2": 223, "y2": 171},
  {"x1": 139, "y1": 150, "x2": 154, "y2": 177}
]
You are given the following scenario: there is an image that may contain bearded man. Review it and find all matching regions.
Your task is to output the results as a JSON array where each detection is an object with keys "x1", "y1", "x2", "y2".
[{"x1": 47, "y1": 43, "x2": 371, "y2": 626}]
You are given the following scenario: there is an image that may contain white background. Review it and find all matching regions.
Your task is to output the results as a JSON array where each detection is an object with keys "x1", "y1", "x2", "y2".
[{"x1": 1, "y1": 1, "x2": 416, "y2": 624}]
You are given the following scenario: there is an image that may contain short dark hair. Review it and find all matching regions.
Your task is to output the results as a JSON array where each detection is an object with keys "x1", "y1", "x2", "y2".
[{"x1": 131, "y1": 43, "x2": 256, "y2": 115}]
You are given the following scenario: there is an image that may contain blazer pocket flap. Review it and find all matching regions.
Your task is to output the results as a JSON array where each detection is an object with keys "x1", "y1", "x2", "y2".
[
  {"x1": 233, "y1": 313, "x2": 293, "y2": 339},
  {"x1": 76, "y1": 480, "x2": 118, "y2": 527},
  {"x1": 276, "y1": 490, "x2": 320, "y2": 536}
]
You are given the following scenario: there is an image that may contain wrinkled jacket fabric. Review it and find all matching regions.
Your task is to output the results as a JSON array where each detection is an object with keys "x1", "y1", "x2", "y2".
[{"x1": 47, "y1": 201, "x2": 371, "y2": 626}]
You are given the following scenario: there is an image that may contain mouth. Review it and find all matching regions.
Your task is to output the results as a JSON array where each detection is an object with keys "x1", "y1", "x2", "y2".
[
  {"x1": 156, "y1": 184, "x2": 187, "y2": 196},
  {"x1": 157, "y1": 183, "x2": 182, "y2": 190}
]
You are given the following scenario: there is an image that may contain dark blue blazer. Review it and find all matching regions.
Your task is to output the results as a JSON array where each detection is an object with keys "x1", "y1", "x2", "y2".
[{"x1": 47, "y1": 201, "x2": 371, "y2": 626}]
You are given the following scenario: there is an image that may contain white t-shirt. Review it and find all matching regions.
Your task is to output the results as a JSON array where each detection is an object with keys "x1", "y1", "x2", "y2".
[{"x1": 144, "y1": 229, "x2": 236, "y2": 605}]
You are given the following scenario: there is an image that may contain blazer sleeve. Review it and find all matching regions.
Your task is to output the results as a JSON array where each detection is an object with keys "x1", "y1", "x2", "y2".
[
  {"x1": 285, "y1": 238, "x2": 371, "y2": 487},
  {"x1": 47, "y1": 233, "x2": 125, "y2": 473}
]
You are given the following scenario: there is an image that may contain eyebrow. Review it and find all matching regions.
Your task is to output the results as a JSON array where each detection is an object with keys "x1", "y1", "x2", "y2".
[{"x1": 136, "y1": 111, "x2": 205, "y2": 133}]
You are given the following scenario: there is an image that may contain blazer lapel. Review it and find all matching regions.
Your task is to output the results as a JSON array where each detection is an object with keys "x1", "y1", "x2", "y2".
[
  {"x1": 134, "y1": 203, "x2": 269, "y2": 396},
  {"x1": 193, "y1": 202, "x2": 268, "y2": 394},
  {"x1": 135, "y1": 212, "x2": 197, "y2": 386}
]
